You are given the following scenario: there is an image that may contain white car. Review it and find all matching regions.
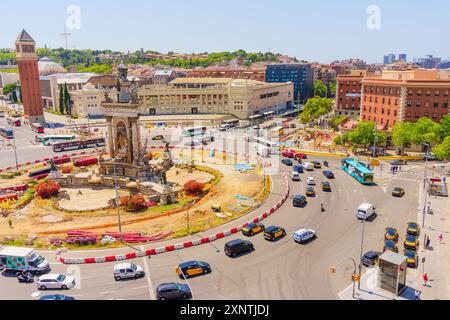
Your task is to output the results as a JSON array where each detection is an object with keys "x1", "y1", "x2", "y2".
[
  {"x1": 303, "y1": 163, "x2": 314, "y2": 171},
  {"x1": 114, "y1": 263, "x2": 145, "y2": 281},
  {"x1": 293, "y1": 228, "x2": 316, "y2": 244},
  {"x1": 306, "y1": 177, "x2": 316, "y2": 186},
  {"x1": 289, "y1": 171, "x2": 301, "y2": 181},
  {"x1": 37, "y1": 274, "x2": 75, "y2": 290}
]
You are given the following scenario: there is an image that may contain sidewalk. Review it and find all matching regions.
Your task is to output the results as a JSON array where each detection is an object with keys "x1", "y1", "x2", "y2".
[{"x1": 415, "y1": 169, "x2": 450, "y2": 300}]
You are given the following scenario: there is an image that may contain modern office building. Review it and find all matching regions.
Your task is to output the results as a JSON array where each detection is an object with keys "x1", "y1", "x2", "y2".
[
  {"x1": 335, "y1": 70, "x2": 367, "y2": 117},
  {"x1": 138, "y1": 78, "x2": 294, "y2": 119},
  {"x1": 15, "y1": 30, "x2": 45, "y2": 123},
  {"x1": 361, "y1": 70, "x2": 450, "y2": 130},
  {"x1": 383, "y1": 54, "x2": 396, "y2": 65},
  {"x1": 399, "y1": 54, "x2": 407, "y2": 62},
  {"x1": 265, "y1": 63, "x2": 314, "y2": 103}
]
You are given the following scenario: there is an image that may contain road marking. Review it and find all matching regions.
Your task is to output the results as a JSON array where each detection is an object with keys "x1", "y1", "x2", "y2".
[
  {"x1": 132, "y1": 285, "x2": 150, "y2": 290},
  {"x1": 99, "y1": 290, "x2": 116, "y2": 295},
  {"x1": 141, "y1": 245, "x2": 156, "y2": 300}
]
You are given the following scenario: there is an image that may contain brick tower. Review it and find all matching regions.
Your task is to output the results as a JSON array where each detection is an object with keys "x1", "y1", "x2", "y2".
[{"x1": 15, "y1": 30, "x2": 45, "y2": 123}]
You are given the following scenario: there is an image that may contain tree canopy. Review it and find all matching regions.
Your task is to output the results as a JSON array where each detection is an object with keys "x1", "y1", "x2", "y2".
[
  {"x1": 314, "y1": 80, "x2": 327, "y2": 98},
  {"x1": 299, "y1": 97, "x2": 334, "y2": 124},
  {"x1": 347, "y1": 121, "x2": 386, "y2": 150}
]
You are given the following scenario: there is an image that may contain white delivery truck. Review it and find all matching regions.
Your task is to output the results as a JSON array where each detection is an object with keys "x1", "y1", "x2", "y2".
[
  {"x1": 356, "y1": 203, "x2": 376, "y2": 221},
  {"x1": 0, "y1": 246, "x2": 50, "y2": 274}
]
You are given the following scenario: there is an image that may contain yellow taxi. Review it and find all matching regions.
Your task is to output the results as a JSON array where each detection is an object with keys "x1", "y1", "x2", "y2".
[
  {"x1": 176, "y1": 261, "x2": 211, "y2": 279},
  {"x1": 404, "y1": 235, "x2": 419, "y2": 251},
  {"x1": 321, "y1": 182, "x2": 331, "y2": 191},
  {"x1": 306, "y1": 186, "x2": 316, "y2": 197},
  {"x1": 392, "y1": 187, "x2": 405, "y2": 197},
  {"x1": 263, "y1": 226, "x2": 286, "y2": 241},
  {"x1": 404, "y1": 250, "x2": 418, "y2": 268},
  {"x1": 384, "y1": 227, "x2": 399, "y2": 242},
  {"x1": 242, "y1": 223, "x2": 265, "y2": 237},
  {"x1": 313, "y1": 161, "x2": 322, "y2": 169},
  {"x1": 407, "y1": 222, "x2": 420, "y2": 236},
  {"x1": 383, "y1": 240, "x2": 398, "y2": 253}
]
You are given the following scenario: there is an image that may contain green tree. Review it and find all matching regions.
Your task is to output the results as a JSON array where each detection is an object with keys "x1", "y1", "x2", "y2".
[
  {"x1": 410, "y1": 117, "x2": 441, "y2": 146},
  {"x1": 348, "y1": 121, "x2": 386, "y2": 152},
  {"x1": 58, "y1": 84, "x2": 65, "y2": 114},
  {"x1": 328, "y1": 81, "x2": 336, "y2": 97},
  {"x1": 2, "y1": 83, "x2": 17, "y2": 96},
  {"x1": 392, "y1": 121, "x2": 414, "y2": 153},
  {"x1": 433, "y1": 136, "x2": 450, "y2": 161},
  {"x1": 314, "y1": 80, "x2": 327, "y2": 98},
  {"x1": 329, "y1": 115, "x2": 348, "y2": 131},
  {"x1": 299, "y1": 97, "x2": 334, "y2": 124},
  {"x1": 63, "y1": 83, "x2": 71, "y2": 116},
  {"x1": 437, "y1": 115, "x2": 450, "y2": 142}
]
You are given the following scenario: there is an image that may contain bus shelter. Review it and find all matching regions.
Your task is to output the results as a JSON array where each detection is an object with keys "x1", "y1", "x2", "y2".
[{"x1": 377, "y1": 251, "x2": 407, "y2": 296}]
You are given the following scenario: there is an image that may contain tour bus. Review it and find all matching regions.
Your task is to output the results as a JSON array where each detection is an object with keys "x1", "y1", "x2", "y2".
[
  {"x1": 52, "y1": 137, "x2": 106, "y2": 152},
  {"x1": 182, "y1": 126, "x2": 207, "y2": 137},
  {"x1": 270, "y1": 126, "x2": 284, "y2": 139},
  {"x1": 0, "y1": 127, "x2": 13, "y2": 139},
  {"x1": 42, "y1": 134, "x2": 76, "y2": 146},
  {"x1": 341, "y1": 158, "x2": 374, "y2": 185},
  {"x1": 223, "y1": 119, "x2": 240, "y2": 128},
  {"x1": 31, "y1": 122, "x2": 45, "y2": 134},
  {"x1": 253, "y1": 137, "x2": 280, "y2": 156}
]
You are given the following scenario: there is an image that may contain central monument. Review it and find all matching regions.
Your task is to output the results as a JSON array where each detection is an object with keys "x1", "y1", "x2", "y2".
[{"x1": 99, "y1": 64, "x2": 158, "y2": 179}]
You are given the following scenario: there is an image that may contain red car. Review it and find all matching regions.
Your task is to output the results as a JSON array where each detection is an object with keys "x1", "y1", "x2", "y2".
[
  {"x1": 295, "y1": 153, "x2": 307, "y2": 160},
  {"x1": 282, "y1": 151, "x2": 294, "y2": 158}
]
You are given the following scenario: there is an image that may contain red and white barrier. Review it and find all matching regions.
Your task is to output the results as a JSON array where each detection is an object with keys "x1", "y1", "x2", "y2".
[{"x1": 57, "y1": 175, "x2": 290, "y2": 265}]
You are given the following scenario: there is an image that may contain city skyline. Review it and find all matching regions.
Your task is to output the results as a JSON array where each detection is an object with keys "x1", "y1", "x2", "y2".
[{"x1": 1, "y1": 0, "x2": 449, "y2": 64}]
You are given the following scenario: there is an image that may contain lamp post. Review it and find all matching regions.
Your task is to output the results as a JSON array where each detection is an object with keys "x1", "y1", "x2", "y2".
[
  {"x1": 12, "y1": 127, "x2": 19, "y2": 171},
  {"x1": 422, "y1": 143, "x2": 430, "y2": 229},
  {"x1": 358, "y1": 218, "x2": 366, "y2": 290},
  {"x1": 112, "y1": 156, "x2": 123, "y2": 243}
]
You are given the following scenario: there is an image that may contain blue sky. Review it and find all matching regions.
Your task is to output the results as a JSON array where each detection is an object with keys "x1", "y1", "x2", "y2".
[{"x1": 3, "y1": 0, "x2": 449, "y2": 63}]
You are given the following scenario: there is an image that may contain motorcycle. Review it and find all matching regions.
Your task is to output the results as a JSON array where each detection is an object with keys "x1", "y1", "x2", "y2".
[
  {"x1": 17, "y1": 273, "x2": 34, "y2": 284},
  {"x1": 324, "y1": 161, "x2": 329, "y2": 167},
  {"x1": 321, "y1": 204, "x2": 325, "y2": 212}
]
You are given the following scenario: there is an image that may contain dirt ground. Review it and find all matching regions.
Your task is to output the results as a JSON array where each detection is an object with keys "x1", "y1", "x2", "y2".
[{"x1": 0, "y1": 158, "x2": 265, "y2": 241}]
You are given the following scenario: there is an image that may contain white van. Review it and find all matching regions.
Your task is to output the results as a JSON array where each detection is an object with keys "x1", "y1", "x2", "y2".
[{"x1": 356, "y1": 203, "x2": 376, "y2": 221}]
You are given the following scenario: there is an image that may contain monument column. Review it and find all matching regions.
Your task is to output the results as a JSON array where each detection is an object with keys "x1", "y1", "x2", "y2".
[
  {"x1": 131, "y1": 117, "x2": 140, "y2": 165},
  {"x1": 105, "y1": 116, "x2": 114, "y2": 157},
  {"x1": 126, "y1": 120, "x2": 133, "y2": 164}
]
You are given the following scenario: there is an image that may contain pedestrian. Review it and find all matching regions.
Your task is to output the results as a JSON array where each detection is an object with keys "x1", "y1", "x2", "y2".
[
  {"x1": 423, "y1": 273, "x2": 429, "y2": 287},
  {"x1": 414, "y1": 289, "x2": 421, "y2": 300},
  {"x1": 438, "y1": 233, "x2": 443, "y2": 244},
  {"x1": 426, "y1": 236, "x2": 431, "y2": 249},
  {"x1": 8, "y1": 219, "x2": 12, "y2": 229}
]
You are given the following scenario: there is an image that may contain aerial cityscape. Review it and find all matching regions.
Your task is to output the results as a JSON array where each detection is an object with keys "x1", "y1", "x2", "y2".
[{"x1": 0, "y1": 0, "x2": 450, "y2": 310}]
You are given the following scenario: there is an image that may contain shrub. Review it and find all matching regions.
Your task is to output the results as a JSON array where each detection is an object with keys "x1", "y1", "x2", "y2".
[
  {"x1": 35, "y1": 180, "x2": 60, "y2": 199},
  {"x1": 184, "y1": 180, "x2": 205, "y2": 195},
  {"x1": 60, "y1": 165, "x2": 73, "y2": 174},
  {"x1": 126, "y1": 194, "x2": 146, "y2": 212}
]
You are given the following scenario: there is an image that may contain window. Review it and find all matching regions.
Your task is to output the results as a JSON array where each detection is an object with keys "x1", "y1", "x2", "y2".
[
  {"x1": 444, "y1": 103, "x2": 449, "y2": 109},
  {"x1": 434, "y1": 103, "x2": 439, "y2": 108}
]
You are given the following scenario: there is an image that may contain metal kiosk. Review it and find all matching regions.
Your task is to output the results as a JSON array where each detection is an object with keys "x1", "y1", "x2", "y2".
[{"x1": 377, "y1": 251, "x2": 408, "y2": 296}]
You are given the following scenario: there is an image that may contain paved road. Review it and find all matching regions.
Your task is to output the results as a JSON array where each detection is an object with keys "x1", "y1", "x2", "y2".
[{"x1": 0, "y1": 156, "x2": 423, "y2": 300}]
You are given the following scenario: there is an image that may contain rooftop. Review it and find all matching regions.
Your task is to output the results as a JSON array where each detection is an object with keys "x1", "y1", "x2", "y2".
[{"x1": 16, "y1": 29, "x2": 34, "y2": 43}]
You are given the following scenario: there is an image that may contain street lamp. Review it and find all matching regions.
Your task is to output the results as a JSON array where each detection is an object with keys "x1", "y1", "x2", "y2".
[
  {"x1": 11, "y1": 127, "x2": 19, "y2": 172},
  {"x1": 112, "y1": 156, "x2": 123, "y2": 243},
  {"x1": 422, "y1": 143, "x2": 430, "y2": 229},
  {"x1": 357, "y1": 218, "x2": 366, "y2": 290}
]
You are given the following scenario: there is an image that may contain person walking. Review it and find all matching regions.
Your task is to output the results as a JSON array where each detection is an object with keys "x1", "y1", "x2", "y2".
[
  {"x1": 414, "y1": 289, "x2": 421, "y2": 300},
  {"x1": 426, "y1": 236, "x2": 431, "y2": 250},
  {"x1": 438, "y1": 233, "x2": 443, "y2": 244},
  {"x1": 423, "y1": 273, "x2": 429, "y2": 287}
]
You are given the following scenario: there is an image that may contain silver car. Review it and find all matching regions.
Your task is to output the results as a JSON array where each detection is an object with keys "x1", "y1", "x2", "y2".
[{"x1": 37, "y1": 274, "x2": 75, "y2": 290}]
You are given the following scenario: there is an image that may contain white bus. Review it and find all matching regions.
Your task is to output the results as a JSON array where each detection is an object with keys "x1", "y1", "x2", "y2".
[
  {"x1": 253, "y1": 137, "x2": 280, "y2": 156},
  {"x1": 42, "y1": 134, "x2": 76, "y2": 146},
  {"x1": 182, "y1": 126, "x2": 207, "y2": 137}
]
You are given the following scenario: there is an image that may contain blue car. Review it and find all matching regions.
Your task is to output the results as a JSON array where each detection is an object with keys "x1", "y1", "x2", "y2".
[
  {"x1": 281, "y1": 159, "x2": 293, "y2": 166},
  {"x1": 293, "y1": 165, "x2": 304, "y2": 173},
  {"x1": 39, "y1": 295, "x2": 75, "y2": 300}
]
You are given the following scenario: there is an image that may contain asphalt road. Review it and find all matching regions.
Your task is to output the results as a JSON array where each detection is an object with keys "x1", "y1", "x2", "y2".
[{"x1": 0, "y1": 155, "x2": 423, "y2": 300}]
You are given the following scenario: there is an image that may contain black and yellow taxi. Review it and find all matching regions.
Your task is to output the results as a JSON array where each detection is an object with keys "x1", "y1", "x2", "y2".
[
  {"x1": 305, "y1": 186, "x2": 316, "y2": 197},
  {"x1": 392, "y1": 187, "x2": 405, "y2": 197},
  {"x1": 404, "y1": 250, "x2": 418, "y2": 268},
  {"x1": 242, "y1": 223, "x2": 265, "y2": 236},
  {"x1": 404, "y1": 235, "x2": 419, "y2": 251},
  {"x1": 263, "y1": 226, "x2": 286, "y2": 242},
  {"x1": 176, "y1": 261, "x2": 211, "y2": 279},
  {"x1": 383, "y1": 239, "x2": 398, "y2": 253},
  {"x1": 313, "y1": 161, "x2": 322, "y2": 169},
  {"x1": 407, "y1": 222, "x2": 420, "y2": 236},
  {"x1": 321, "y1": 181, "x2": 331, "y2": 192},
  {"x1": 384, "y1": 227, "x2": 399, "y2": 242},
  {"x1": 152, "y1": 135, "x2": 164, "y2": 141}
]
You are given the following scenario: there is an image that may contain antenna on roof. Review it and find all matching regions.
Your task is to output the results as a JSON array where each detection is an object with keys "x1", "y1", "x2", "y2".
[{"x1": 61, "y1": 23, "x2": 71, "y2": 50}]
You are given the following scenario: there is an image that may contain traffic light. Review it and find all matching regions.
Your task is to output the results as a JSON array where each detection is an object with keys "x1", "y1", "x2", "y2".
[{"x1": 331, "y1": 266, "x2": 336, "y2": 274}]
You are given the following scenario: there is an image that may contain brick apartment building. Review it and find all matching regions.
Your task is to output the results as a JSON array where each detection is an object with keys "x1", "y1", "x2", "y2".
[
  {"x1": 335, "y1": 70, "x2": 367, "y2": 117},
  {"x1": 360, "y1": 70, "x2": 450, "y2": 130},
  {"x1": 187, "y1": 67, "x2": 266, "y2": 82}
]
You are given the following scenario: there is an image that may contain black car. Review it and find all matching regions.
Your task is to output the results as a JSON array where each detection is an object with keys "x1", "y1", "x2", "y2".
[
  {"x1": 293, "y1": 195, "x2": 307, "y2": 207},
  {"x1": 361, "y1": 251, "x2": 381, "y2": 267},
  {"x1": 38, "y1": 295, "x2": 75, "y2": 300},
  {"x1": 323, "y1": 170, "x2": 335, "y2": 179},
  {"x1": 281, "y1": 159, "x2": 293, "y2": 166},
  {"x1": 224, "y1": 239, "x2": 255, "y2": 257},
  {"x1": 156, "y1": 283, "x2": 192, "y2": 300}
]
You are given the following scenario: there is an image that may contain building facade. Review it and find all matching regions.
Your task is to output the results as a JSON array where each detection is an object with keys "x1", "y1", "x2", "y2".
[
  {"x1": 361, "y1": 70, "x2": 450, "y2": 130},
  {"x1": 15, "y1": 30, "x2": 44, "y2": 123},
  {"x1": 265, "y1": 64, "x2": 313, "y2": 103},
  {"x1": 138, "y1": 78, "x2": 293, "y2": 119},
  {"x1": 188, "y1": 67, "x2": 266, "y2": 82},
  {"x1": 335, "y1": 70, "x2": 367, "y2": 117}
]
